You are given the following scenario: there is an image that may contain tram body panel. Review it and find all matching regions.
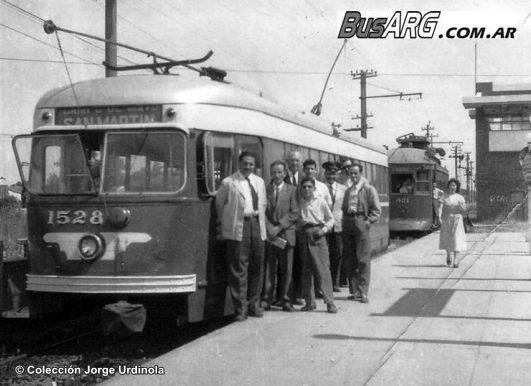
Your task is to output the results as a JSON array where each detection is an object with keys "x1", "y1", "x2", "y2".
[{"x1": 7, "y1": 75, "x2": 388, "y2": 320}]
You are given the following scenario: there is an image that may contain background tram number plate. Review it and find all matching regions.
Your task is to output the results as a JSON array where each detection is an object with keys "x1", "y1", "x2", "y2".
[
  {"x1": 395, "y1": 197, "x2": 409, "y2": 205},
  {"x1": 47, "y1": 210, "x2": 104, "y2": 225}
]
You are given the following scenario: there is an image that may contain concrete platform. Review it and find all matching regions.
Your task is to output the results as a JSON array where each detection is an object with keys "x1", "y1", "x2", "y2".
[{"x1": 107, "y1": 230, "x2": 531, "y2": 385}]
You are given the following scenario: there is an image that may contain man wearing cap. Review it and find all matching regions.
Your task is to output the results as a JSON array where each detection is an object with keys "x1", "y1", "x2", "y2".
[
  {"x1": 341, "y1": 162, "x2": 381, "y2": 303},
  {"x1": 323, "y1": 161, "x2": 347, "y2": 292},
  {"x1": 216, "y1": 151, "x2": 267, "y2": 321}
]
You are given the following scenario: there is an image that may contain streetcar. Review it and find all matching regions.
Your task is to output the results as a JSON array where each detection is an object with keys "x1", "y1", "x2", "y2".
[
  {"x1": 6, "y1": 72, "x2": 389, "y2": 322},
  {"x1": 388, "y1": 133, "x2": 449, "y2": 233}
]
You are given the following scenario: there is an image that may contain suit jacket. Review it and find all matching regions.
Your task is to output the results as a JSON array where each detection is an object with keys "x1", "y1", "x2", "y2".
[
  {"x1": 215, "y1": 171, "x2": 267, "y2": 241},
  {"x1": 265, "y1": 182, "x2": 299, "y2": 246},
  {"x1": 327, "y1": 182, "x2": 347, "y2": 233},
  {"x1": 341, "y1": 177, "x2": 381, "y2": 225},
  {"x1": 284, "y1": 170, "x2": 301, "y2": 186}
]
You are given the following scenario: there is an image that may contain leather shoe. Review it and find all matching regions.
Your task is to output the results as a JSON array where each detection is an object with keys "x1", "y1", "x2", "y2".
[
  {"x1": 282, "y1": 303, "x2": 295, "y2": 312},
  {"x1": 358, "y1": 294, "x2": 369, "y2": 303},
  {"x1": 327, "y1": 303, "x2": 338, "y2": 314},
  {"x1": 333, "y1": 286, "x2": 341, "y2": 293},
  {"x1": 315, "y1": 290, "x2": 324, "y2": 298},
  {"x1": 272, "y1": 299, "x2": 283, "y2": 307},
  {"x1": 234, "y1": 314, "x2": 247, "y2": 322},
  {"x1": 293, "y1": 298, "x2": 304, "y2": 306},
  {"x1": 301, "y1": 303, "x2": 316, "y2": 311},
  {"x1": 248, "y1": 306, "x2": 264, "y2": 317},
  {"x1": 348, "y1": 291, "x2": 362, "y2": 301}
]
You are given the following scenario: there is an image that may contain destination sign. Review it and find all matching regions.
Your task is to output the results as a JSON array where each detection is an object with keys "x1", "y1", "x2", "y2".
[{"x1": 55, "y1": 105, "x2": 162, "y2": 125}]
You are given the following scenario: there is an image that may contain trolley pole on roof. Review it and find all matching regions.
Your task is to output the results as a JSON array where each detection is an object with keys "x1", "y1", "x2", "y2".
[{"x1": 105, "y1": 0, "x2": 117, "y2": 78}]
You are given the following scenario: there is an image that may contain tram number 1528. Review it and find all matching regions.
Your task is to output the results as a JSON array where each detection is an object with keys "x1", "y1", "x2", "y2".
[{"x1": 47, "y1": 210, "x2": 104, "y2": 225}]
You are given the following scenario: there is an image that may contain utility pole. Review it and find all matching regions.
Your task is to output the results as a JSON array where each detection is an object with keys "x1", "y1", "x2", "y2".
[
  {"x1": 350, "y1": 70, "x2": 377, "y2": 138},
  {"x1": 448, "y1": 144, "x2": 464, "y2": 180},
  {"x1": 421, "y1": 121, "x2": 438, "y2": 146},
  {"x1": 350, "y1": 69, "x2": 422, "y2": 138},
  {"x1": 105, "y1": 0, "x2": 117, "y2": 78}
]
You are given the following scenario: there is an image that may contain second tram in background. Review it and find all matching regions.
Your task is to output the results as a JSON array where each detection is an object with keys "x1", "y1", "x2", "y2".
[{"x1": 388, "y1": 133, "x2": 449, "y2": 234}]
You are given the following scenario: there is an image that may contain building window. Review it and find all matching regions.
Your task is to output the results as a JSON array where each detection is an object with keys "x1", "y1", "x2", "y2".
[{"x1": 487, "y1": 115, "x2": 530, "y2": 131}]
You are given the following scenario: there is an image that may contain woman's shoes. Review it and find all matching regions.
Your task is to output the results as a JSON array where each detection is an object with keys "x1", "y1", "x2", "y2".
[
  {"x1": 447, "y1": 258, "x2": 452, "y2": 267},
  {"x1": 453, "y1": 262, "x2": 459, "y2": 268}
]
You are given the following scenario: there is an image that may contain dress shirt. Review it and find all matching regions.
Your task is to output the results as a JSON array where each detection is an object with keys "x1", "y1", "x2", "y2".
[
  {"x1": 347, "y1": 179, "x2": 364, "y2": 214},
  {"x1": 300, "y1": 195, "x2": 334, "y2": 233},
  {"x1": 273, "y1": 181, "x2": 284, "y2": 206},
  {"x1": 239, "y1": 171, "x2": 258, "y2": 216},
  {"x1": 327, "y1": 181, "x2": 337, "y2": 205},
  {"x1": 314, "y1": 180, "x2": 333, "y2": 208}
]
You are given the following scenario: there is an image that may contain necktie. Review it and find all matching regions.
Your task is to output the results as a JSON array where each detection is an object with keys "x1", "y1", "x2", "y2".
[
  {"x1": 274, "y1": 185, "x2": 280, "y2": 208},
  {"x1": 292, "y1": 174, "x2": 297, "y2": 186},
  {"x1": 246, "y1": 177, "x2": 258, "y2": 211},
  {"x1": 328, "y1": 184, "x2": 335, "y2": 205}
]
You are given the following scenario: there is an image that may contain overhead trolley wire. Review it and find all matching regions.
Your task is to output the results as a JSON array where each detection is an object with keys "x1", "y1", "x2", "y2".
[
  {"x1": 0, "y1": 23, "x2": 97, "y2": 64},
  {"x1": 1, "y1": 0, "x2": 139, "y2": 66}
]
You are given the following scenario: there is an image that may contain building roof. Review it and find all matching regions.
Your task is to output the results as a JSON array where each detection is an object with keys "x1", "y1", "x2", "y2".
[{"x1": 463, "y1": 94, "x2": 531, "y2": 109}]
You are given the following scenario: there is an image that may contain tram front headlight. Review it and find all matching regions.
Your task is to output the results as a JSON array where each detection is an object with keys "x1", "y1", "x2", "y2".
[{"x1": 78, "y1": 234, "x2": 105, "y2": 261}]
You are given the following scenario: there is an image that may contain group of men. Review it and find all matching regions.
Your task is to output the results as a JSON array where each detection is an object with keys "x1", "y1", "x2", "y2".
[{"x1": 215, "y1": 150, "x2": 381, "y2": 321}]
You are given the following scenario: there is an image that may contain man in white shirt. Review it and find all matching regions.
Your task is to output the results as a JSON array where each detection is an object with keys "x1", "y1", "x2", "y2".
[
  {"x1": 216, "y1": 151, "x2": 267, "y2": 321},
  {"x1": 302, "y1": 159, "x2": 333, "y2": 209},
  {"x1": 323, "y1": 161, "x2": 347, "y2": 292}
]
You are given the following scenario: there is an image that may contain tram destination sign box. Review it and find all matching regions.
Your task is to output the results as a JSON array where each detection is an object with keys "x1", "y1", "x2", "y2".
[{"x1": 55, "y1": 105, "x2": 162, "y2": 125}]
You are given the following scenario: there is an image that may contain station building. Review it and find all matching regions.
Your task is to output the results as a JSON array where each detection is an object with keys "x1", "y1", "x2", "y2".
[{"x1": 462, "y1": 82, "x2": 531, "y2": 221}]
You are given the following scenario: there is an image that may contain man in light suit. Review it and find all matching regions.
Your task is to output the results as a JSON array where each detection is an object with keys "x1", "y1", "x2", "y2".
[
  {"x1": 264, "y1": 160, "x2": 299, "y2": 312},
  {"x1": 341, "y1": 163, "x2": 381, "y2": 304},
  {"x1": 216, "y1": 151, "x2": 267, "y2": 321},
  {"x1": 323, "y1": 161, "x2": 347, "y2": 292}
]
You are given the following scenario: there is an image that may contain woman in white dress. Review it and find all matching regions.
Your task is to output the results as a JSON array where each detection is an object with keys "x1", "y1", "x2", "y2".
[{"x1": 439, "y1": 179, "x2": 467, "y2": 268}]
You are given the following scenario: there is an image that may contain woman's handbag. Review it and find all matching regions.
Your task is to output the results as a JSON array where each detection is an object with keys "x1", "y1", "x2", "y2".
[{"x1": 463, "y1": 215, "x2": 474, "y2": 233}]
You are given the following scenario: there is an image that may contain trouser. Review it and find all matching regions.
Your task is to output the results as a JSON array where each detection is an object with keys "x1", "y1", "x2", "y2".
[
  {"x1": 226, "y1": 217, "x2": 265, "y2": 316},
  {"x1": 342, "y1": 215, "x2": 372, "y2": 296},
  {"x1": 292, "y1": 243, "x2": 302, "y2": 299},
  {"x1": 327, "y1": 231, "x2": 343, "y2": 288},
  {"x1": 298, "y1": 226, "x2": 334, "y2": 306},
  {"x1": 433, "y1": 200, "x2": 441, "y2": 226},
  {"x1": 264, "y1": 244, "x2": 293, "y2": 304}
]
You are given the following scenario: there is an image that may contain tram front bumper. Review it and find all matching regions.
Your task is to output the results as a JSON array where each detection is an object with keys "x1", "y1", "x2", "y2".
[{"x1": 26, "y1": 274, "x2": 196, "y2": 294}]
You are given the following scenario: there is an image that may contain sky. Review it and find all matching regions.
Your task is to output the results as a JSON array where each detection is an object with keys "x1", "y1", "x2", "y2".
[{"x1": 1, "y1": 0, "x2": 531, "y2": 184}]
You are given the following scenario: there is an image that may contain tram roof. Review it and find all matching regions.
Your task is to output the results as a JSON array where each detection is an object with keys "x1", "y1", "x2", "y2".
[
  {"x1": 387, "y1": 147, "x2": 437, "y2": 165},
  {"x1": 35, "y1": 75, "x2": 385, "y2": 155}
]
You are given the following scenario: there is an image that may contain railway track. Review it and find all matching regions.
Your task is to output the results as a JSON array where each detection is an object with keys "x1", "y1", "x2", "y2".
[{"x1": 1, "y1": 309, "x2": 232, "y2": 385}]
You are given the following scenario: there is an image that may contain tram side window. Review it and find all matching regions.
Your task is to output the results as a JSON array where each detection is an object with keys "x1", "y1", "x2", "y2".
[
  {"x1": 102, "y1": 131, "x2": 186, "y2": 193},
  {"x1": 204, "y1": 132, "x2": 235, "y2": 193},
  {"x1": 416, "y1": 169, "x2": 430, "y2": 193},
  {"x1": 391, "y1": 173, "x2": 415, "y2": 194}
]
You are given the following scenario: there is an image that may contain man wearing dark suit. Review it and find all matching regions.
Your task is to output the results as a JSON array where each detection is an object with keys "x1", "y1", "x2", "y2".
[
  {"x1": 284, "y1": 150, "x2": 304, "y2": 305},
  {"x1": 264, "y1": 160, "x2": 299, "y2": 312},
  {"x1": 341, "y1": 162, "x2": 381, "y2": 303},
  {"x1": 284, "y1": 150, "x2": 302, "y2": 186},
  {"x1": 323, "y1": 161, "x2": 347, "y2": 292}
]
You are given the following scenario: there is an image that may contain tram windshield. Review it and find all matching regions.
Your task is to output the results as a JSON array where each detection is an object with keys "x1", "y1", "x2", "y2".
[
  {"x1": 13, "y1": 130, "x2": 186, "y2": 195},
  {"x1": 13, "y1": 134, "x2": 97, "y2": 195},
  {"x1": 102, "y1": 131, "x2": 186, "y2": 193}
]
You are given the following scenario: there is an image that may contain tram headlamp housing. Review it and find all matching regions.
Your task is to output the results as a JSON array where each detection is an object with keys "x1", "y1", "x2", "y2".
[
  {"x1": 41, "y1": 111, "x2": 52, "y2": 122},
  {"x1": 166, "y1": 107, "x2": 176, "y2": 119},
  {"x1": 78, "y1": 234, "x2": 105, "y2": 261}
]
